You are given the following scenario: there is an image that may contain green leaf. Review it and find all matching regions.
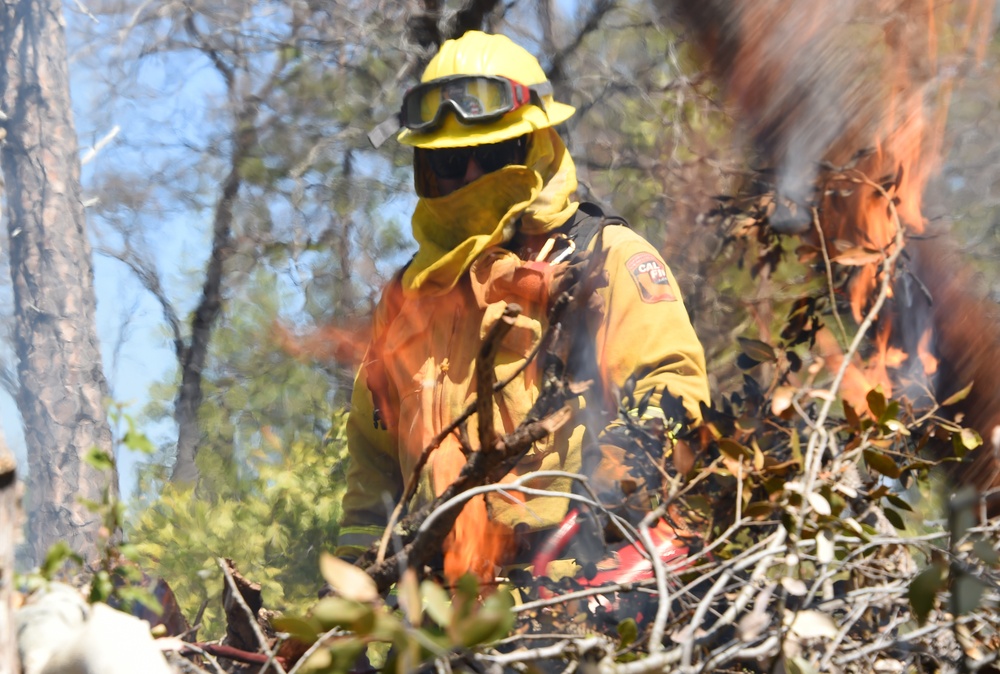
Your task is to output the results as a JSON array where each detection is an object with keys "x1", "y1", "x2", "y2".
[
  {"x1": 40, "y1": 541, "x2": 82, "y2": 580},
  {"x1": 122, "y1": 430, "x2": 155, "y2": 455},
  {"x1": 790, "y1": 428, "x2": 802, "y2": 467},
  {"x1": 617, "y1": 618, "x2": 639, "y2": 647},
  {"x1": 881, "y1": 400, "x2": 900, "y2": 425},
  {"x1": 118, "y1": 543, "x2": 141, "y2": 561},
  {"x1": 941, "y1": 381, "x2": 974, "y2": 407},
  {"x1": 312, "y1": 597, "x2": 376, "y2": 634},
  {"x1": 89, "y1": 570, "x2": 114, "y2": 603},
  {"x1": 959, "y1": 428, "x2": 982, "y2": 451},
  {"x1": 908, "y1": 564, "x2": 946, "y2": 625},
  {"x1": 421, "y1": 580, "x2": 453, "y2": 628},
  {"x1": 883, "y1": 507, "x2": 906, "y2": 530},
  {"x1": 324, "y1": 638, "x2": 367, "y2": 673},
  {"x1": 272, "y1": 615, "x2": 322, "y2": 643},
  {"x1": 719, "y1": 438, "x2": 753, "y2": 460},
  {"x1": 885, "y1": 494, "x2": 913, "y2": 512},
  {"x1": 455, "y1": 607, "x2": 512, "y2": 647},
  {"x1": 737, "y1": 337, "x2": 776, "y2": 363},
  {"x1": 84, "y1": 447, "x2": 115, "y2": 472},
  {"x1": 456, "y1": 573, "x2": 480, "y2": 603},
  {"x1": 863, "y1": 449, "x2": 901, "y2": 479},
  {"x1": 866, "y1": 387, "x2": 887, "y2": 421}
]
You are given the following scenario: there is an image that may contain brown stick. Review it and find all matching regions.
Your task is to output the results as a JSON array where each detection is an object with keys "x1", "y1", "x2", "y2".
[{"x1": 186, "y1": 643, "x2": 288, "y2": 668}]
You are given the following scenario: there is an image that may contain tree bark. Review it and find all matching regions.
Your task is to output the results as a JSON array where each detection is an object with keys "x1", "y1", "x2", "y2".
[
  {"x1": 0, "y1": 0, "x2": 115, "y2": 563},
  {"x1": 0, "y1": 444, "x2": 19, "y2": 674}
]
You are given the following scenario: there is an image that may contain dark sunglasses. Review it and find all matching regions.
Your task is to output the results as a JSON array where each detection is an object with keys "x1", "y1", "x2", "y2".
[{"x1": 426, "y1": 136, "x2": 528, "y2": 180}]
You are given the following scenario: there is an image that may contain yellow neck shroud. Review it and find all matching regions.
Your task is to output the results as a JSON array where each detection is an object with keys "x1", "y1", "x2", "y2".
[{"x1": 403, "y1": 127, "x2": 579, "y2": 294}]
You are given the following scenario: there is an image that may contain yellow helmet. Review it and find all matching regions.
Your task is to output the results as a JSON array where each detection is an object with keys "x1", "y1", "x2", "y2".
[{"x1": 375, "y1": 31, "x2": 575, "y2": 150}]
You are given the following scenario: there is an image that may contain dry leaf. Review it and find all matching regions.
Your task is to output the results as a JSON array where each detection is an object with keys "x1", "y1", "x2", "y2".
[
  {"x1": 808, "y1": 492, "x2": 832, "y2": 516},
  {"x1": 781, "y1": 577, "x2": 808, "y2": 596},
  {"x1": 832, "y1": 246, "x2": 883, "y2": 266},
  {"x1": 318, "y1": 551, "x2": 379, "y2": 602},
  {"x1": 772, "y1": 386, "x2": 795, "y2": 415},
  {"x1": 784, "y1": 609, "x2": 838, "y2": 639}
]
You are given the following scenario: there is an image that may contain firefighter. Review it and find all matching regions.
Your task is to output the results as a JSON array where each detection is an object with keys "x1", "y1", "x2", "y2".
[{"x1": 335, "y1": 31, "x2": 710, "y2": 582}]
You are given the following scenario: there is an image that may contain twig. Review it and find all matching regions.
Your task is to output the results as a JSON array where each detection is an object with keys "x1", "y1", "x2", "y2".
[
  {"x1": 686, "y1": 528, "x2": 789, "y2": 658},
  {"x1": 799, "y1": 175, "x2": 907, "y2": 521},
  {"x1": 812, "y1": 205, "x2": 848, "y2": 342},
  {"x1": 640, "y1": 508, "x2": 670, "y2": 654},
  {"x1": 476, "y1": 637, "x2": 606, "y2": 666},
  {"x1": 186, "y1": 643, "x2": 283, "y2": 668},
  {"x1": 80, "y1": 125, "x2": 120, "y2": 165},
  {"x1": 285, "y1": 628, "x2": 345, "y2": 674},
  {"x1": 697, "y1": 634, "x2": 780, "y2": 673},
  {"x1": 173, "y1": 642, "x2": 226, "y2": 674}
]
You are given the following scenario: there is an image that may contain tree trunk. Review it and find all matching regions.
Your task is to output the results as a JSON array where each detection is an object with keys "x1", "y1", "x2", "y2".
[
  {"x1": 0, "y1": 444, "x2": 18, "y2": 674},
  {"x1": 0, "y1": 0, "x2": 116, "y2": 563},
  {"x1": 169, "y1": 111, "x2": 252, "y2": 486}
]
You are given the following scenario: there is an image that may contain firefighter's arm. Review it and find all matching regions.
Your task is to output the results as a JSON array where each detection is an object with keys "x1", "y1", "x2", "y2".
[
  {"x1": 335, "y1": 365, "x2": 403, "y2": 562},
  {"x1": 593, "y1": 225, "x2": 710, "y2": 428},
  {"x1": 581, "y1": 226, "x2": 709, "y2": 522},
  {"x1": 334, "y1": 294, "x2": 405, "y2": 563}
]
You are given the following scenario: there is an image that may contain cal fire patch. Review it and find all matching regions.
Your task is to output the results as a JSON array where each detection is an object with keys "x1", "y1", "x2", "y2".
[{"x1": 626, "y1": 252, "x2": 677, "y2": 303}]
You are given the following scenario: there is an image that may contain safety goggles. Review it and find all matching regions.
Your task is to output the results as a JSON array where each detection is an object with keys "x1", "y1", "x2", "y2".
[
  {"x1": 425, "y1": 135, "x2": 528, "y2": 180},
  {"x1": 368, "y1": 75, "x2": 552, "y2": 148}
]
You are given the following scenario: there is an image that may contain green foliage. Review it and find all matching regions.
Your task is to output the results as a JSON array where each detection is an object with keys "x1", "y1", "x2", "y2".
[
  {"x1": 276, "y1": 572, "x2": 515, "y2": 673},
  {"x1": 129, "y1": 413, "x2": 349, "y2": 636}
]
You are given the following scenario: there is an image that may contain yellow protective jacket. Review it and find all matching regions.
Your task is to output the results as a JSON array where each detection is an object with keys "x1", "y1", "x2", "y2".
[{"x1": 335, "y1": 214, "x2": 710, "y2": 568}]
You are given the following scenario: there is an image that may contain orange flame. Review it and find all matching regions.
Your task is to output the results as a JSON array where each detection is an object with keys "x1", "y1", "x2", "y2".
[
  {"x1": 272, "y1": 320, "x2": 371, "y2": 368},
  {"x1": 917, "y1": 327, "x2": 939, "y2": 376},
  {"x1": 821, "y1": 0, "x2": 991, "y2": 397},
  {"x1": 434, "y1": 435, "x2": 512, "y2": 586},
  {"x1": 784, "y1": 0, "x2": 994, "y2": 412}
]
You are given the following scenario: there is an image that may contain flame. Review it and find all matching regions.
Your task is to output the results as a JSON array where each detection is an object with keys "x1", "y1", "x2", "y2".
[
  {"x1": 434, "y1": 435, "x2": 513, "y2": 586},
  {"x1": 818, "y1": 0, "x2": 991, "y2": 392},
  {"x1": 687, "y1": 0, "x2": 993, "y2": 400},
  {"x1": 918, "y1": 327, "x2": 939, "y2": 376},
  {"x1": 272, "y1": 320, "x2": 371, "y2": 367}
]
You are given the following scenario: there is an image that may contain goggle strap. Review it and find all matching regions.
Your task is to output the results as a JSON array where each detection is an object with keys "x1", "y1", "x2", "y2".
[
  {"x1": 528, "y1": 81, "x2": 552, "y2": 115},
  {"x1": 368, "y1": 115, "x2": 401, "y2": 148},
  {"x1": 532, "y1": 80, "x2": 553, "y2": 97}
]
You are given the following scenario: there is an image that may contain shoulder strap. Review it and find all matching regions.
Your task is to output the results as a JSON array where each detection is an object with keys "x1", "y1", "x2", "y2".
[{"x1": 562, "y1": 201, "x2": 629, "y2": 250}]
